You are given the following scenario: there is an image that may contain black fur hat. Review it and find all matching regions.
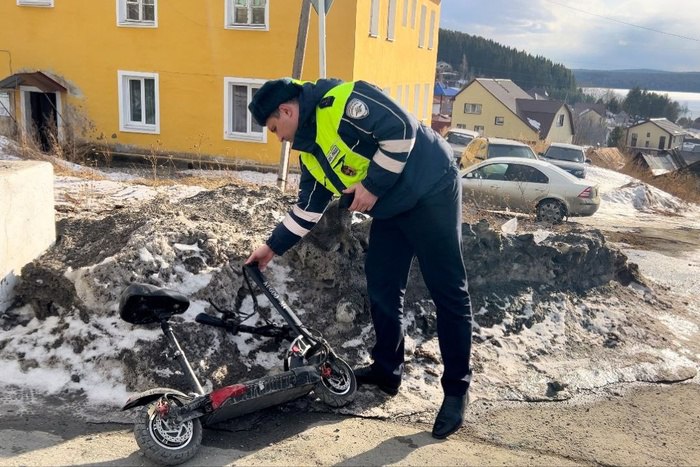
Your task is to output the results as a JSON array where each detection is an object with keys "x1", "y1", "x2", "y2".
[{"x1": 248, "y1": 78, "x2": 302, "y2": 126}]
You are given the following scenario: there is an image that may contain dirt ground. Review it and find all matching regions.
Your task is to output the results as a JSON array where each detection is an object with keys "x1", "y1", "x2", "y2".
[{"x1": 0, "y1": 381, "x2": 699, "y2": 466}]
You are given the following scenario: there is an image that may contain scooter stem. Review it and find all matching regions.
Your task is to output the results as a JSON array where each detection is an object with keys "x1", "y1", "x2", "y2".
[{"x1": 161, "y1": 320, "x2": 205, "y2": 395}]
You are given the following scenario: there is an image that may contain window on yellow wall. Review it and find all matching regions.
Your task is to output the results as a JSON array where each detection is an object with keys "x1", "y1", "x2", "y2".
[
  {"x1": 402, "y1": 0, "x2": 408, "y2": 27},
  {"x1": 369, "y1": 0, "x2": 380, "y2": 37},
  {"x1": 17, "y1": 0, "x2": 54, "y2": 7},
  {"x1": 556, "y1": 114, "x2": 564, "y2": 127},
  {"x1": 414, "y1": 84, "x2": 420, "y2": 116},
  {"x1": 118, "y1": 71, "x2": 159, "y2": 134},
  {"x1": 428, "y1": 10, "x2": 435, "y2": 49},
  {"x1": 226, "y1": 0, "x2": 268, "y2": 30},
  {"x1": 410, "y1": 0, "x2": 417, "y2": 29},
  {"x1": 464, "y1": 103, "x2": 481, "y2": 114},
  {"x1": 418, "y1": 5, "x2": 426, "y2": 47},
  {"x1": 495, "y1": 116, "x2": 504, "y2": 125},
  {"x1": 387, "y1": 0, "x2": 397, "y2": 40},
  {"x1": 396, "y1": 86, "x2": 403, "y2": 106},
  {"x1": 423, "y1": 83, "x2": 430, "y2": 120},
  {"x1": 117, "y1": 0, "x2": 157, "y2": 27},
  {"x1": 224, "y1": 78, "x2": 267, "y2": 143}
]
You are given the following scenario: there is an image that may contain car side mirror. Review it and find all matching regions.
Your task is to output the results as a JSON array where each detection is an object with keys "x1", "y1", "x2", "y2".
[{"x1": 585, "y1": 158, "x2": 591, "y2": 164}]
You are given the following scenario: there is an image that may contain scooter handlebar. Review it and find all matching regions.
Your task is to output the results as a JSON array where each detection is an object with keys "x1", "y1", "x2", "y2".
[{"x1": 195, "y1": 313, "x2": 226, "y2": 328}]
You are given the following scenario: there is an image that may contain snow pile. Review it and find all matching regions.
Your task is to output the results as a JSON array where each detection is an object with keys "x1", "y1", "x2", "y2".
[{"x1": 0, "y1": 142, "x2": 698, "y2": 419}]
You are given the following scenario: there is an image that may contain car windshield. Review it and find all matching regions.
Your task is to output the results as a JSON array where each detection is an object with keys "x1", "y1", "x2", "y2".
[
  {"x1": 488, "y1": 144, "x2": 536, "y2": 159},
  {"x1": 446, "y1": 132, "x2": 472, "y2": 145},
  {"x1": 545, "y1": 146, "x2": 584, "y2": 162}
]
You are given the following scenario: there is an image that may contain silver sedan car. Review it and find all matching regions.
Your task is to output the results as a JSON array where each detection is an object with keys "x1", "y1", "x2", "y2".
[{"x1": 460, "y1": 157, "x2": 600, "y2": 223}]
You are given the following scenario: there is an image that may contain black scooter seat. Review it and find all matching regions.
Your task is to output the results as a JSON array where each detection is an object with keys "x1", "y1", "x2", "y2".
[{"x1": 119, "y1": 283, "x2": 190, "y2": 325}]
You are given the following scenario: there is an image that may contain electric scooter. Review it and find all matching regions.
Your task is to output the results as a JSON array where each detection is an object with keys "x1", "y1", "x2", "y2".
[{"x1": 119, "y1": 263, "x2": 357, "y2": 465}]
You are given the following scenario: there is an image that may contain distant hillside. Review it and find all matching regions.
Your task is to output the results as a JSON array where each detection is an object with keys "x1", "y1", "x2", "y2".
[
  {"x1": 437, "y1": 29, "x2": 576, "y2": 96},
  {"x1": 573, "y1": 69, "x2": 700, "y2": 93}
]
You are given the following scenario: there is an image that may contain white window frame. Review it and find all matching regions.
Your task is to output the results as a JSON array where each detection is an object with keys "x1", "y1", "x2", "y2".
[
  {"x1": 410, "y1": 0, "x2": 417, "y2": 29},
  {"x1": 474, "y1": 125, "x2": 484, "y2": 135},
  {"x1": 413, "y1": 84, "x2": 420, "y2": 117},
  {"x1": 369, "y1": 0, "x2": 380, "y2": 37},
  {"x1": 557, "y1": 114, "x2": 565, "y2": 127},
  {"x1": 17, "y1": 0, "x2": 53, "y2": 6},
  {"x1": 224, "y1": 77, "x2": 267, "y2": 143},
  {"x1": 464, "y1": 103, "x2": 482, "y2": 114},
  {"x1": 387, "y1": 0, "x2": 397, "y2": 41},
  {"x1": 225, "y1": 0, "x2": 269, "y2": 30},
  {"x1": 116, "y1": 0, "x2": 158, "y2": 28},
  {"x1": 423, "y1": 83, "x2": 430, "y2": 120},
  {"x1": 418, "y1": 4, "x2": 427, "y2": 48},
  {"x1": 117, "y1": 71, "x2": 160, "y2": 134},
  {"x1": 428, "y1": 10, "x2": 435, "y2": 49}
]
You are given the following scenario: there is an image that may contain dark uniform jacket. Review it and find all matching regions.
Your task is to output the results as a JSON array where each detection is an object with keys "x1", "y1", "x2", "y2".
[{"x1": 267, "y1": 79, "x2": 455, "y2": 255}]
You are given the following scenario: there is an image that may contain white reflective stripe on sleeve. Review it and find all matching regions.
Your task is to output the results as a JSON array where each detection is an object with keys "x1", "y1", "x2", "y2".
[
  {"x1": 293, "y1": 205, "x2": 323, "y2": 223},
  {"x1": 282, "y1": 214, "x2": 310, "y2": 237},
  {"x1": 379, "y1": 138, "x2": 415, "y2": 154},
  {"x1": 373, "y1": 149, "x2": 405, "y2": 173}
]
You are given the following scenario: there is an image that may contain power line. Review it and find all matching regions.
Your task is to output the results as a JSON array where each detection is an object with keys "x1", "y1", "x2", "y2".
[{"x1": 543, "y1": 0, "x2": 700, "y2": 43}]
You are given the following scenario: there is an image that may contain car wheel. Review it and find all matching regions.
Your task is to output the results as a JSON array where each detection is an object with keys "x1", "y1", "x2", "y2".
[{"x1": 536, "y1": 199, "x2": 565, "y2": 223}]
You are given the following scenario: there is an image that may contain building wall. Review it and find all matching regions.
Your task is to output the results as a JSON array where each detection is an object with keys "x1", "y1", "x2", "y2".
[
  {"x1": 0, "y1": 0, "x2": 439, "y2": 166},
  {"x1": 626, "y1": 122, "x2": 671, "y2": 151},
  {"x1": 451, "y1": 82, "x2": 537, "y2": 142},
  {"x1": 352, "y1": 0, "x2": 440, "y2": 123},
  {"x1": 545, "y1": 106, "x2": 574, "y2": 144}
]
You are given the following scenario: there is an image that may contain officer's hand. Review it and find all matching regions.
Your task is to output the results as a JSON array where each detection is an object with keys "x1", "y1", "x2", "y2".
[
  {"x1": 246, "y1": 244, "x2": 275, "y2": 271},
  {"x1": 343, "y1": 183, "x2": 377, "y2": 213}
]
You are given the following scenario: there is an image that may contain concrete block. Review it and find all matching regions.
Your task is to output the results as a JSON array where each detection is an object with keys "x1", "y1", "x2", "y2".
[{"x1": 0, "y1": 160, "x2": 55, "y2": 311}]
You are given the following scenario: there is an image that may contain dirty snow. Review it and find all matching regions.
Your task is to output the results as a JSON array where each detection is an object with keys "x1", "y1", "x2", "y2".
[{"x1": 0, "y1": 135, "x2": 699, "y2": 421}]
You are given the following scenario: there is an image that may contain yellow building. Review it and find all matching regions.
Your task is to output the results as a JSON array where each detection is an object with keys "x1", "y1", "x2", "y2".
[
  {"x1": 451, "y1": 78, "x2": 573, "y2": 144},
  {"x1": 0, "y1": 0, "x2": 439, "y2": 166},
  {"x1": 625, "y1": 118, "x2": 685, "y2": 153}
]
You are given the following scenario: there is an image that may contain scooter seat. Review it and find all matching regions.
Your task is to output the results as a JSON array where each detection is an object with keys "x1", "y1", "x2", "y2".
[{"x1": 119, "y1": 283, "x2": 190, "y2": 325}]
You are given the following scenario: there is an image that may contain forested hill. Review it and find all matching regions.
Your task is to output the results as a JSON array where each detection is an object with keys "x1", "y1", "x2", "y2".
[
  {"x1": 437, "y1": 29, "x2": 577, "y2": 97},
  {"x1": 573, "y1": 69, "x2": 700, "y2": 93}
]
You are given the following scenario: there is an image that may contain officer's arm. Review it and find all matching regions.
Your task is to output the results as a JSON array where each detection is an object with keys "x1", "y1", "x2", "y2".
[
  {"x1": 343, "y1": 81, "x2": 417, "y2": 198},
  {"x1": 266, "y1": 159, "x2": 333, "y2": 255}
]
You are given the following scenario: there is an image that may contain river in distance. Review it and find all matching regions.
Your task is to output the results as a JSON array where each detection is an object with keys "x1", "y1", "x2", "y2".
[{"x1": 582, "y1": 87, "x2": 700, "y2": 120}]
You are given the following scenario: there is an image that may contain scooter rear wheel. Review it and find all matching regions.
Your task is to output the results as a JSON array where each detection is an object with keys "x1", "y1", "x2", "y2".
[
  {"x1": 134, "y1": 399, "x2": 203, "y2": 466},
  {"x1": 314, "y1": 355, "x2": 357, "y2": 408}
]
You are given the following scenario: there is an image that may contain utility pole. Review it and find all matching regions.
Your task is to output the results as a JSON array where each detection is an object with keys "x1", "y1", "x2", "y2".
[
  {"x1": 276, "y1": 0, "x2": 333, "y2": 192},
  {"x1": 277, "y1": 0, "x2": 311, "y2": 192}
]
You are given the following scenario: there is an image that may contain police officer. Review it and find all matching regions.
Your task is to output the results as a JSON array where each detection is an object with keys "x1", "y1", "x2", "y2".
[{"x1": 245, "y1": 78, "x2": 472, "y2": 439}]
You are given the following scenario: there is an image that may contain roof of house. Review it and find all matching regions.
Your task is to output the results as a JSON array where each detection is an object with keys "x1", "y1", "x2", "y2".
[
  {"x1": 573, "y1": 102, "x2": 606, "y2": 118},
  {"x1": 473, "y1": 78, "x2": 531, "y2": 113},
  {"x1": 434, "y1": 82, "x2": 460, "y2": 98},
  {"x1": 516, "y1": 99, "x2": 572, "y2": 137},
  {"x1": 0, "y1": 71, "x2": 66, "y2": 92},
  {"x1": 632, "y1": 151, "x2": 682, "y2": 176},
  {"x1": 629, "y1": 118, "x2": 685, "y2": 136}
]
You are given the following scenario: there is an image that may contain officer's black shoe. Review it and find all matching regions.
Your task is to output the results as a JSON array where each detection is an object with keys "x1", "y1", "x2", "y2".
[
  {"x1": 353, "y1": 366, "x2": 400, "y2": 396},
  {"x1": 431, "y1": 394, "x2": 468, "y2": 439}
]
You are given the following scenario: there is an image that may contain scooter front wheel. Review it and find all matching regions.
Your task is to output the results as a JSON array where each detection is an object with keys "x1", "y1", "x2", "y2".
[
  {"x1": 314, "y1": 355, "x2": 357, "y2": 408},
  {"x1": 134, "y1": 400, "x2": 203, "y2": 466}
]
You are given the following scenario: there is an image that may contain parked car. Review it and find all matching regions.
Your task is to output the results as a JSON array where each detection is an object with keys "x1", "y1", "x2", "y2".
[
  {"x1": 460, "y1": 157, "x2": 600, "y2": 223},
  {"x1": 444, "y1": 128, "x2": 479, "y2": 162},
  {"x1": 459, "y1": 137, "x2": 538, "y2": 169},
  {"x1": 540, "y1": 142, "x2": 590, "y2": 178}
]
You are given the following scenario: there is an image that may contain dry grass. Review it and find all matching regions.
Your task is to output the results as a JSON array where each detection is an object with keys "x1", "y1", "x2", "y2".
[{"x1": 621, "y1": 164, "x2": 700, "y2": 204}]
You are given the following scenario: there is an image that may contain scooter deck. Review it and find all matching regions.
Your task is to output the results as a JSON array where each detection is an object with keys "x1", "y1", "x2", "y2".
[{"x1": 202, "y1": 365, "x2": 320, "y2": 425}]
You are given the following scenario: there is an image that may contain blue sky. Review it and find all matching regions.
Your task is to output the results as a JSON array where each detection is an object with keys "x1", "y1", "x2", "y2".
[{"x1": 439, "y1": 0, "x2": 700, "y2": 72}]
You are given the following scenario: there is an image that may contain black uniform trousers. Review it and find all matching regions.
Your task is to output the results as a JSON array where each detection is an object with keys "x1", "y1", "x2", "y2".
[{"x1": 365, "y1": 170, "x2": 473, "y2": 397}]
